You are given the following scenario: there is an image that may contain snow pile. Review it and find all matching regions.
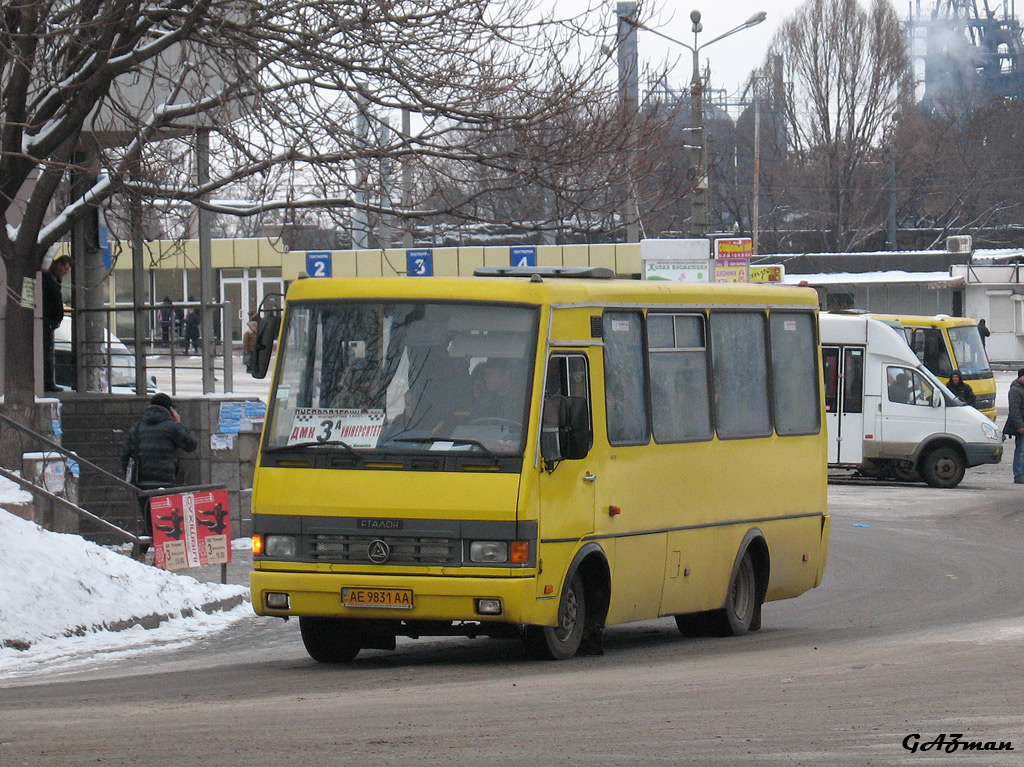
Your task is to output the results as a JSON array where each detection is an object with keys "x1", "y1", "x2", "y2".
[
  {"x1": 0, "y1": 509, "x2": 250, "y2": 676},
  {"x1": 0, "y1": 473, "x2": 32, "y2": 506}
]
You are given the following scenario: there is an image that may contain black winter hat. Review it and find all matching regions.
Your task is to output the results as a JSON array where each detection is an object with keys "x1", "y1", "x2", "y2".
[{"x1": 151, "y1": 393, "x2": 174, "y2": 410}]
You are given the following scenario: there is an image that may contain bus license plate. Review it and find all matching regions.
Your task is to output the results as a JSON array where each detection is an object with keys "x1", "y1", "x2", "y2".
[{"x1": 342, "y1": 587, "x2": 414, "y2": 609}]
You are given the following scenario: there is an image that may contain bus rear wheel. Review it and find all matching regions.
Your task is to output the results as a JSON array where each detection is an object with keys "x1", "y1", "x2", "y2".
[
  {"x1": 709, "y1": 550, "x2": 758, "y2": 637},
  {"x1": 299, "y1": 617, "x2": 362, "y2": 663},
  {"x1": 524, "y1": 573, "x2": 585, "y2": 660}
]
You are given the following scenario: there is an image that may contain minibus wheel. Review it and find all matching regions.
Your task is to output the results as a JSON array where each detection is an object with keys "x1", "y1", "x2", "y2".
[
  {"x1": 920, "y1": 447, "x2": 965, "y2": 489},
  {"x1": 299, "y1": 617, "x2": 362, "y2": 663},
  {"x1": 523, "y1": 573, "x2": 585, "y2": 660}
]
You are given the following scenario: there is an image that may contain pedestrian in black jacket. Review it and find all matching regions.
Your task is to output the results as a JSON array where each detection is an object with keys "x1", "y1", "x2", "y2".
[
  {"x1": 42, "y1": 254, "x2": 71, "y2": 392},
  {"x1": 946, "y1": 370, "x2": 976, "y2": 407},
  {"x1": 121, "y1": 393, "x2": 198, "y2": 551}
]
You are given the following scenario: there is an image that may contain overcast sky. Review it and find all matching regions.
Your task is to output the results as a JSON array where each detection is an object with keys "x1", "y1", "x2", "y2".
[{"x1": 628, "y1": 0, "x2": 791, "y2": 97}]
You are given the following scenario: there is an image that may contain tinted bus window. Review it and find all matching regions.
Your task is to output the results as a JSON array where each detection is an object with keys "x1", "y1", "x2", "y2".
[
  {"x1": 710, "y1": 312, "x2": 771, "y2": 439},
  {"x1": 769, "y1": 312, "x2": 820, "y2": 435},
  {"x1": 603, "y1": 311, "x2": 649, "y2": 445},
  {"x1": 648, "y1": 313, "x2": 712, "y2": 443}
]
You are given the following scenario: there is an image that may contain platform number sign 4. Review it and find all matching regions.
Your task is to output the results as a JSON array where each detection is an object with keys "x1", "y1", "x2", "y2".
[
  {"x1": 407, "y1": 248, "x2": 433, "y2": 277},
  {"x1": 306, "y1": 251, "x2": 332, "y2": 278},
  {"x1": 510, "y1": 245, "x2": 536, "y2": 268}
]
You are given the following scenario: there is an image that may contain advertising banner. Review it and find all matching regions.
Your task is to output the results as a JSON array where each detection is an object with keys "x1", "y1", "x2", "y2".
[{"x1": 151, "y1": 489, "x2": 232, "y2": 572}]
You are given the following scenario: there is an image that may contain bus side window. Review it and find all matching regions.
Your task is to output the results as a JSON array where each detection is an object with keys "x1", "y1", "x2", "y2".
[
  {"x1": 546, "y1": 354, "x2": 591, "y2": 405},
  {"x1": 603, "y1": 312, "x2": 650, "y2": 445},
  {"x1": 710, "y1": 311, "x2": 771, "y2": 439},
  {"x1": 647, "y1": 313, "x2": 712, "y2": 442},
  {"x1": 543, "y1": 354, "x2": 593, "y2": 463},
  {"x1": 769, "y1": 312, "x2": 820, "y2": 435}
]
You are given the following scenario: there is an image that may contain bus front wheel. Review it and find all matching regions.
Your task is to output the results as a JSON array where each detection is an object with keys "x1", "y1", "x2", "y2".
[
  {"x1": 299, "y1": 617, "x2": 362, "y2": 663},
  {"x1": 524, "y1": 573, "x2": 586, "y2": 660}
]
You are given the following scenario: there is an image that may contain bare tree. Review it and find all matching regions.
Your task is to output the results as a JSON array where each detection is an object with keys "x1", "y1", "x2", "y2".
[
  {"x1": 1, "y1": 0, "x2": 677, "y2": 432},
  {"x1": 891, "y1": 101, "x2": 1024, "y2": 248},
  {"x1": 763, "y1": 0, "x2": 909, "y2": 251}
]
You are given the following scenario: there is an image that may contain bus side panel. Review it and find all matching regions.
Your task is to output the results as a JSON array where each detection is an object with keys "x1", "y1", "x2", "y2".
[{"x1": 594, "y1": 432, "x2": 827, "y2": 626}]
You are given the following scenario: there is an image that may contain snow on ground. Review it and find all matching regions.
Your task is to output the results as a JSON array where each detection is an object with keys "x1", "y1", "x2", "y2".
[{"x1": 0, "y1": 477, "x2": 251, "y2": 680}]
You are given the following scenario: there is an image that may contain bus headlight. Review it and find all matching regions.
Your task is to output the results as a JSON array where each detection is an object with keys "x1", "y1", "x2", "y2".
[
  {"x1": 264, "y1": 535, "x2": 298, "y2": 557},
  {"x1": 469, "y1": 541, "x2": 508, "y2": 563},
  {"x1": 982, "y1": 420, "x2": 998, "y2": 441}
]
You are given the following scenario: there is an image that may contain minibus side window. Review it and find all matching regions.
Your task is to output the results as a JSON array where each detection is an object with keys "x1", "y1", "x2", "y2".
[
  {"x1": 886, "y1": 366, "x2": 934, "y2": 406},
  {"x1": 842, "y1": 348, "x2": 864, "y2": 414},
  {"x1": 647, "y1": 313, "x2": 712, "y2": 443},
  {"x1": 710, "y1": 311, "x2": 771, "y2": 439},
  {"x1": 603, "y1": 311, "x2": 649, "y2": 445},
  {"x1": 769, "y1": 312, "x2": 820, "y2": 436}
]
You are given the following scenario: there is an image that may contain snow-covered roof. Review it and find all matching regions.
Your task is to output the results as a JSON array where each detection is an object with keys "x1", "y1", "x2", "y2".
[{"x1": 782, "y1": 270, "x2": 962, "y2": 287}]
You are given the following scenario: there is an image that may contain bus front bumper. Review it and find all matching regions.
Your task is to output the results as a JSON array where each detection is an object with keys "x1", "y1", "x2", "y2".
[{"x1": 251, "y1": 569, "x2": 547, "y2": 626}]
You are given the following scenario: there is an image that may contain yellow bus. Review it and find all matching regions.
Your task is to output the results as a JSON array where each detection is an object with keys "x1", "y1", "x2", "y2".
[
  {"x1": 868, "y1": 314, "x2": 997, "y2": 421},
  {"x1": 250, "y1": 267, "x2": 831, "y2": 662}
]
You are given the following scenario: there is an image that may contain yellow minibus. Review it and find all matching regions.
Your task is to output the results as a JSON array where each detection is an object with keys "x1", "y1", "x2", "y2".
[
  {"x1": 868, "y1": 314, "x2": 996, "y2": 420},
  {"x1": 250, "y1": 267, "x2": 831, "y2": 662}
]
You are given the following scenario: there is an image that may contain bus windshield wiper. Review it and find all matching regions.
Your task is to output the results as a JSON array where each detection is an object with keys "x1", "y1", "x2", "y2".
[
  {"x1": 393, "y1": 437, "x2": 500, "y2": 464},
  {"x1": 264, "y1": 440, "x2": 359, "y2": 457}
]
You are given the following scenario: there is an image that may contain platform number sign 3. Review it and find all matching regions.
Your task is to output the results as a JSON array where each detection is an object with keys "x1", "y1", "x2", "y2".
[{"x1": 407, "y1": 248, "x2": 433, "y2": 277}]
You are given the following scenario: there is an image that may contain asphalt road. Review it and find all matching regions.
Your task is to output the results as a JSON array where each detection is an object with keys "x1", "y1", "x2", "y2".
[{"x1": 1, "y1": 452, "x2": 1022, "y2": 766}]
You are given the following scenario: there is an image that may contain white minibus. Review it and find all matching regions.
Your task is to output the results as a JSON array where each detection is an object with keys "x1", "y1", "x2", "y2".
[{"x1": 820, "y1": 314, "x2": 1001, "y2": 488}]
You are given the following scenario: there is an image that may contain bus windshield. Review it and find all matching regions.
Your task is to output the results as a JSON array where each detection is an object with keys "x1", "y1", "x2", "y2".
[
  {"x1": 266, "y1": 301, "x2": 538, "y2": 455},
  {"x1": 947, "y1": 325, "x2": 991, "y2": 376}
]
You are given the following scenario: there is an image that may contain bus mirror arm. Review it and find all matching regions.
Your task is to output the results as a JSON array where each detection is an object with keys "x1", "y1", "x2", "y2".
[{"x1": 541, "y1": 395, "x2": 593, "y2": 467}]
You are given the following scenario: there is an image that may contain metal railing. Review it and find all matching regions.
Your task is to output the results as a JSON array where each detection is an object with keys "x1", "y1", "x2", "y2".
[
  {"x1": 0, "y1": 410, "x2": 149, "y2": 557},
  {"x1": 64, "y1": 301, "x2": 235, "y2": 396}
]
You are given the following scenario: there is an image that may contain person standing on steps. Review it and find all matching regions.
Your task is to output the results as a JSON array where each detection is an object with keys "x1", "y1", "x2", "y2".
[{"x1": 120, "y1": 393, "x2": 198, "y2": 554}]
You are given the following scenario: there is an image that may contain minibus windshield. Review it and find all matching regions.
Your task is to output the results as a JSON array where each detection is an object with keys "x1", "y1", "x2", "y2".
[
  {"x1": 266, "y1": 301, "x2": 538, "y2": 455},
  {"x1": 947, "y1": 325, "x2": 991, "y2": 376}
]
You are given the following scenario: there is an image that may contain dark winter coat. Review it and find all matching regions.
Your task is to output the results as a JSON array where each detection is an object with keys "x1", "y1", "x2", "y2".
[
  {"x1": 120, "y1": 405, "x2": 198, "y2": 488},
  {"x1": 946, "y1": 377, "x2": 975, "y2": 407},
  {"x1": 1004, "y1": 378, "x2": 1024, "y2": 436},
  {"x1": 42, "y1": 269, "x2": 65, "y2": 329}
]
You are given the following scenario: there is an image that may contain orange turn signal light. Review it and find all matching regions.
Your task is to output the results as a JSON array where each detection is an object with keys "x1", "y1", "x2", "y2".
[
  {"x1": 510, "y1": 540, "x2": 530, "y2": 564},
  {"x1": 251, "y1": 534, "x2": 263, "y2": 556}
]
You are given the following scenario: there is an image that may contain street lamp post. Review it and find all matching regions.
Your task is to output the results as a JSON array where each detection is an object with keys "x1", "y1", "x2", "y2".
[{"x1": 633, "y1": 10, "x2": 766, "y2": 236}]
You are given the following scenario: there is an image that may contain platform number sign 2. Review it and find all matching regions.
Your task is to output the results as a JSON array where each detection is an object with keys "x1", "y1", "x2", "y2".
[
  {"x1": 510, "y1": 246, "x2": 536, "y2": 268},
  {"x1": 407, "y1": 248, "x2": 433, "y2": 277},
  {"x1": 306, "y1": 251, "x2": 332, "y2": 278}
]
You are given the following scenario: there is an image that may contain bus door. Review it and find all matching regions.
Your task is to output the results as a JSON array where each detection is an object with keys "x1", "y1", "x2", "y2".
[
  {"x1": 537, "y1": 352, "x2": 597, "y2": 543},
  {"x1": 823, "y1": 345, "x2": 865, "y2": 465}
]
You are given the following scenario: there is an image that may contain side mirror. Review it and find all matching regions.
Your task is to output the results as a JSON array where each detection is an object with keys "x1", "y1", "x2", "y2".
[
  {"x1": 251, "y1": 315, "x2": 280, "y2": 380},
  {"x1": 541, "y1": 395, "x2": 593, "y2": 465}
]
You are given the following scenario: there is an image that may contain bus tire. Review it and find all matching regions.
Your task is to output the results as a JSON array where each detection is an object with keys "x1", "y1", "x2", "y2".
[
  {"x1": 920, "y1": 446, "x2": 965, "y2": 489},
  {"x1": 299, "y1": 617, "x2": 362, "y2": 663},
  {"x1": 708, "y1": 550, "x2": 758, "y2": 637},
  {"x1": 523, "y1": 573, "x2": 586, "y2": 660}
]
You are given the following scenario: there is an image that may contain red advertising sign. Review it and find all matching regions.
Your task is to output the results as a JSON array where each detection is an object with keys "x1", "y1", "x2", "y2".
[{"x1": 150, "y1": 489, "x2": 232, "y2": 572}]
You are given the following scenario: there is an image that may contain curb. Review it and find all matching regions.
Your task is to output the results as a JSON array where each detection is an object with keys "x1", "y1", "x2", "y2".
[{"x1": 1, "y1": 593, "x2": 249, "y2": 652}]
